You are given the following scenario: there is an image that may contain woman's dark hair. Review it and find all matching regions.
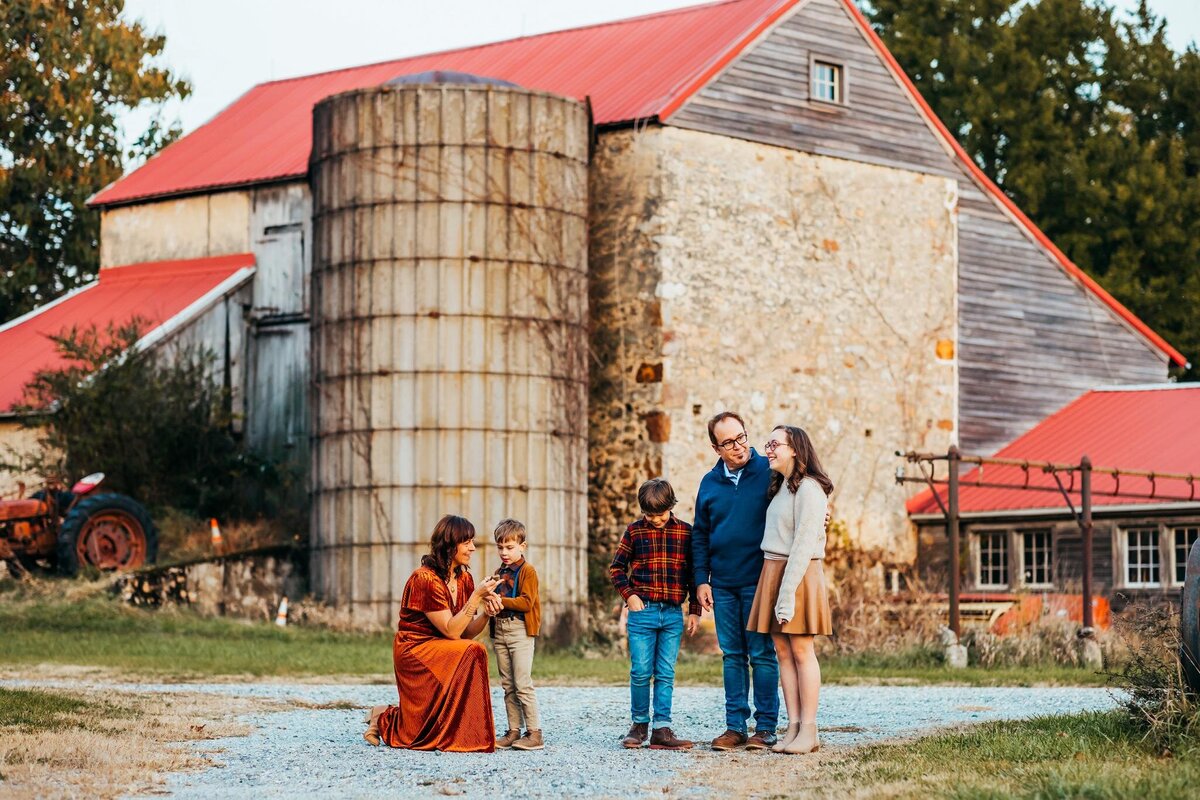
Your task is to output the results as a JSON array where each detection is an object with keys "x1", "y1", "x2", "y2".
[
  {"x1": 767, "y1": 425, "x2": 834, "y2": 499},
  {"x1": 421, "y1": 515, "x2": 476, "y2": 579}
]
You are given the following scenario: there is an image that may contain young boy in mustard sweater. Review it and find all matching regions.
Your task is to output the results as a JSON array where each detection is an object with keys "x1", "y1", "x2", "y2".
[{"x1": 490, "y1": 519, "x2": 543, "y2": 750}]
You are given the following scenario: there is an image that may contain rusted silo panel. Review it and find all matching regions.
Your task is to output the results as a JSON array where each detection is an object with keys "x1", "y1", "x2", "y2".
[{"x1": 310, "y1": 83, "x2": 589, "y2": 635}]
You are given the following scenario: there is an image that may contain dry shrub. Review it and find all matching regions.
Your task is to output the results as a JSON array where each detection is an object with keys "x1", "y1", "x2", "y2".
[
  {"x1": 1111, "y1": 603, "x2": 1200, "y2": 755},
  {"x1": 155, "y1": 507, "x2": 297, "y2": 564},
  {"x1": 966, "y1": 618, "x2": 1119, "y2": 668},
  {"x1": 822, "y1": 522, "x2": 942, "y2": 657}
]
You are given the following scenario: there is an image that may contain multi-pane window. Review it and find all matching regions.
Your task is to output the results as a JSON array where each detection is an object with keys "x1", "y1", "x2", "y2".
[
  {"x1": 1175, "y1": 526, "x2": 1199, "y2": 584},
  {"x1": 812, "y1": 61, "x2": 842, "y2": 103},
  {"x1": 1126, "y1": 528, "x2": 1161, "y2": 587},
  {"x1": 978, "y1": 532, "x2": 1008, "y2": 588},
  {"x1": 1022, "y1": 530, "x2": 1053, "y2": 586}
]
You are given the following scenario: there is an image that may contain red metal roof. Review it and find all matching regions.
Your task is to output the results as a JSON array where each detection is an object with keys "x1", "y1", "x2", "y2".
[
  {"x1": 907, "y1": 385, "x2": 1200, "y2": 516},
  {"x1": 0, "y1": 254, "x2": 255, "y2": 413},
  {"x1": 88, "y1": 0, "x2": 1185, "y2": 367},
  {"x1": 89, "y1": 0, "x2": 788, "y2": 207}
]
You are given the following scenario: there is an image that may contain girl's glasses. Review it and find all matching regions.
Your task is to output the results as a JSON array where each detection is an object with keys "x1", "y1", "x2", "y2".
[{"x1": 764, "y1": 439, "x2": 789, "y2": 452}]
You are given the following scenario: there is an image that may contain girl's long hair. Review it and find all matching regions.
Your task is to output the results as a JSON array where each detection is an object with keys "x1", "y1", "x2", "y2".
[
  {"x1": 421, "y1": 515, "x2": 476, "y2": 579},
  {"x1": 767, "y1": 425, "x2": 834, "y2": 499}
]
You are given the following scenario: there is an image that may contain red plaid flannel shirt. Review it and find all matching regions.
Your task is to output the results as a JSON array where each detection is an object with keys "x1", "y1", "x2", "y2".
[{"x1": 609, "y1": 514, "x2": 702, "y2": 616}]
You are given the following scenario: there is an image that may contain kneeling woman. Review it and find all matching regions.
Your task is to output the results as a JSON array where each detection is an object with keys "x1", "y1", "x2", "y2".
[
  {"x1": 748, "y1": 425, "x2": 834, "y2": 755},
  {"x1": 364, "y1": 515, "x2": 501, "y2": 752}
]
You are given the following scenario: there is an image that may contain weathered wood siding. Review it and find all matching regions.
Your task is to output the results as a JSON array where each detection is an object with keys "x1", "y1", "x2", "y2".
[
  {"x1": 246, "y1": 183, "x2": 312, "y2": 464},
  {"x1": 668, "y1": 0, "x2": 1168, "y2": 455}
]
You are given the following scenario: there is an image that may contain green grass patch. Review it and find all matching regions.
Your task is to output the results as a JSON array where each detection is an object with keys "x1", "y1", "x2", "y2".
[
  {"x1": 0, "y1": 594, "x2": 1109, "y2": 685},
  {"x1": 0, "y1": 687, "x2": 134, "y2": 732},
  {"x1": 845, "y1": 710, "x2": 1199, "y2": 799}
]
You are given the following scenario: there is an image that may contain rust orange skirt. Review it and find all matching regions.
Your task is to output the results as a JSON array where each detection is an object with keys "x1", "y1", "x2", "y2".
[
  {"x1": 376, "y1": 631, "x2": 495, "y2": 752},
  {"x1": 747, "y1": 558, "x2": 832, "y2": 636}
]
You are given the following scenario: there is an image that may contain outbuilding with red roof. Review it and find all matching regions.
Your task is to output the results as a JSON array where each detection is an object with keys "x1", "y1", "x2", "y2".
[{"x1": 912, "y1": 384, "x2": 1200, "y2": 601}]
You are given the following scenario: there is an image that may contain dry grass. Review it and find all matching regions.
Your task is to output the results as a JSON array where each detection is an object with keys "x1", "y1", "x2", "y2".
[
  {"x1": 155, "y1": 508, "x2": 297, "y2": 565},
  {"x1": 0, "y1": 686, "x2": 276, "y2": 799}
]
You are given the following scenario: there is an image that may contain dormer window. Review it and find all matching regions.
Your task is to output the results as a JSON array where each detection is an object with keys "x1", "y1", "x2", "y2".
[{"x1": 811, "y1": 59, "x2": 845, "y2": 104}]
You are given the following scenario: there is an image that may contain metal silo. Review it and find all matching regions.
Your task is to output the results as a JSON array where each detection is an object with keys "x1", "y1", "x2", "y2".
[{"x1": 310, "y1": 81, "x2": 590, "y2": 636}]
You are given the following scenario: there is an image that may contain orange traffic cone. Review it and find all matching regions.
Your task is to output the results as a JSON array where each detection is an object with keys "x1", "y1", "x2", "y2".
[
  {"x1": 275, "y1": 596, "x2": 289, "y2": 627},
  {"x1": 209, "y1": 518, "x2": 224, "y2": 553}
]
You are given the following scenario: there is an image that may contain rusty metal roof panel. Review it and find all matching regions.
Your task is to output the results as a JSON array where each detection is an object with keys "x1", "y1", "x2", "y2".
[
  {"x1": 0, "y1": 254, "x2": 256, "y2": 413},
  {"x1": 908, "y1": 384, "x2": 1200, "y2": 515},
  {"x1": 90, "y1": 0, "x2": 789, "y2": 207}
]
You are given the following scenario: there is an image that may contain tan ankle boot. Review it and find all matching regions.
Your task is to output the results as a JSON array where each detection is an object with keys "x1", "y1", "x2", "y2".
[
  {"x1": 362, "y1": 705, "x2": 386, "y2": 746},
  {"x1": 496, "y1": 729, "x2": 521, "y2": 749},
  {"x1": 773, "y1": 723, "x2": 801, "y2": 753},
  {"x1": 783, "y1": 723, "x2": 818, "y2": 754},
  {"x1": 512, "y1": 729, "x2": 544, "y2": 750}
]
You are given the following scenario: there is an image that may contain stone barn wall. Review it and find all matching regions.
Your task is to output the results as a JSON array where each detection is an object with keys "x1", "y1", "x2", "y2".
[{"x1": 589, "y1": 125, "x2": 958, "y2": 565}]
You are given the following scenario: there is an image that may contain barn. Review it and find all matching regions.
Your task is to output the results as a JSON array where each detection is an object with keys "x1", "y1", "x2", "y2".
[{"x1": 0, "y1": 0, "x2": 1185, "y2": 631}]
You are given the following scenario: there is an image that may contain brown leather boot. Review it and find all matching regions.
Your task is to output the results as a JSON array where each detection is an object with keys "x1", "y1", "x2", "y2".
[
  {"x1": 745, "y1": 729, "x2": 778, "y2": 750},
  {"x1": 622, "y1": 722, "x2": 649, "y2": 748},
  {"x1": 649, "y1": 727, "x2": 694, "y2": 750},
  {"x1": 512, "y1": 729, "x2": 544, "y2": 750},
  {"x1": 362, "y1": 705, "x2": 386, "y2": 746},
  {"x1": 710, "y1": 729, "x2": 748, "y2": 751},
  {"x1": 496, "y1": 729, "x2": 521, "y2": 749}
]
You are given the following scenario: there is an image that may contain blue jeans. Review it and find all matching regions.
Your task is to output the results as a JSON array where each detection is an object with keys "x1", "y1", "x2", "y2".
[
  {"x1": 712, "y1": 584, "x2": 779, "y2": 734},
  {"x1": 626, "y1": 601, "x2": 685, "y2": 726}
]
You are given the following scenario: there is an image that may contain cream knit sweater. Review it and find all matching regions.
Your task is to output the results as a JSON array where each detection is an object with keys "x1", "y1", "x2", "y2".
[{"x1": 760, "y1": 476, "x2": 828, "y2": 622}]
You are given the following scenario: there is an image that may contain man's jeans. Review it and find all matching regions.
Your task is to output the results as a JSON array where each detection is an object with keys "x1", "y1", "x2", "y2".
[
  {"x1": 626, "y1": 601, "x2": 685, "y2": 726},
  {"x1": 712, "y1": 584, "x2": 779, "y2": 734}
]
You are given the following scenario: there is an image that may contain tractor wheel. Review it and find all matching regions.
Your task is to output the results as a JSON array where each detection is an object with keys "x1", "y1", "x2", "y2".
[{"x1": 56, "y1": 493, "x2": 157, "y2": 576}]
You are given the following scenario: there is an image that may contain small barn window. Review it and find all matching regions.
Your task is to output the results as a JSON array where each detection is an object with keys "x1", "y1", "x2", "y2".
[
  {"x1": 977, "y1": 531, "x2": 1008, "y2": 588},
  {"x1": 1174, "y1": 526, "x2": 1199, "y2": 585},
  {"x1": 811, "y1": 59, "x2": 844, "y2": 104},
  {"x1": 1021, "y1": 530, "x2": 1053, "y2": 587},
  {"x1": 1125, "y1": 527, "x2": 1161, "y2": 587}
]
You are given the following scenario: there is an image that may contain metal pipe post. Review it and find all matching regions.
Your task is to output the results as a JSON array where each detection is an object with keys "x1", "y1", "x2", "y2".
[
  {"x1": 948, "y1": 445, "x2": 961, "y2": 639},
  {"x1": 1081, "y1": 455, "x2": 1094, "y2": 633}
]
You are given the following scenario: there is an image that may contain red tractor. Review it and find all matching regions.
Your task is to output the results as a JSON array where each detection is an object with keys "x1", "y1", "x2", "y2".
[{"x1": 0, "y1": 473, "x2": 157, "y2": 576}]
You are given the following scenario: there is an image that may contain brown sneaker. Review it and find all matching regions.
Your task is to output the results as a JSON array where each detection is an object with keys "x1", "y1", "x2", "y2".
[
  {"x1": 649, "y1": 727, "x2": 694, "y2": 750},
  {"x1": 745, "y1": 729, "x2": 778, "y2": 750},
  {"x1": 496, "y1": 729, "x2": 521, "y2": 749},
  {"x1": 711, "y1": 729, "x2": 748, "y2": 751},
  {"x1": 512, "y1": 729, "x2": 544, "y2": 750},
  {"x1": 622, "y1": 722, "x2": 649, "y2": 748}
]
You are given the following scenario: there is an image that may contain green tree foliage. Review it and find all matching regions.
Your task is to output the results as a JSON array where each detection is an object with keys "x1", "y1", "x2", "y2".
[
  {"x1": 0, "y1": 0, "x2": 189, "y2": 323},
  {"x1": 861, "y1": 0, "x2": 1200, "y2": 377},
  {"x1": 10, "y1": 322, "x2": 290, "y2": 520}
]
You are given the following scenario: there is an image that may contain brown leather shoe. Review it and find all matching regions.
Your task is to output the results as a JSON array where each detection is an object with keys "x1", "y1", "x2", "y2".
[
  {"x1": 496, "y1": 729, "x2": 521, "y2": 749},
  {"x1": 649, "y1": 727, "x2": 694, "y2": 750},
  {"x1": 710, "y1": 729, "x2": 748, "y2": 751},
  {"x1": 362, "y1": 705, "x2": 386, "y2": 747},
  {"x1": 745, "y1": 729, "x2": 778, "y2": 750},
  {"x1": 622, "y1": 722, "x2": 649, "y2": 748},
  {"x1": 512, "y1": 729, "x2": 544, "y2": 750}
]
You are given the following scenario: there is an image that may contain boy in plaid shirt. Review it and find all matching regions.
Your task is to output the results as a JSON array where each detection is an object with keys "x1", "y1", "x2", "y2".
[{"x1": 609, "y1": 478, "x2": 702, "y2": 750}]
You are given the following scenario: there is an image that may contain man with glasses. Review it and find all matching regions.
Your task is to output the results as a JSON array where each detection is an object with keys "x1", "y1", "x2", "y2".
[{"x1": 691, "y1": 411, "x2": 779, "y2": 750}]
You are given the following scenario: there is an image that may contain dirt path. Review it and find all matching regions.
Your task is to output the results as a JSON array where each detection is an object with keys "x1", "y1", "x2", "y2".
[{"x1": 0, "y1": 679, "x2": 1116, "y2": 799}]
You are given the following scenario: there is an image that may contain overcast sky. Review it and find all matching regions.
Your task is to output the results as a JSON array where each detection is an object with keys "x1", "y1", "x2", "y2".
[{"x1": 118, "y1": 0, "x2": 1200, "y2": 152}]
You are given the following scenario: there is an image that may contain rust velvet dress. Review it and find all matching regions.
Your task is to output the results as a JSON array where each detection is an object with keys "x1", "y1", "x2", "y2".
[{"x1": 376, "y1": 567, "x2": 495, "y2": 752}]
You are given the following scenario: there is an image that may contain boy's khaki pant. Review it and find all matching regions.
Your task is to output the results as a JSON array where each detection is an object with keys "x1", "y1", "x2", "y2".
[{"x1": 493, "y1": 616, "x2": 539, "y2": 731}]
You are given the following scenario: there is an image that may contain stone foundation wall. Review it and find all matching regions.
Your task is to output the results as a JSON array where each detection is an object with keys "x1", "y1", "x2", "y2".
[{"x1": 588, "y1": 126, "x2": 958, "y2": 563}]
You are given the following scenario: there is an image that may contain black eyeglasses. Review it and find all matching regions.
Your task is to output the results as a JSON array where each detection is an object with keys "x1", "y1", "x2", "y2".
[{"x1": 716, "y1": 432, "x2": 749, "y2": 451}]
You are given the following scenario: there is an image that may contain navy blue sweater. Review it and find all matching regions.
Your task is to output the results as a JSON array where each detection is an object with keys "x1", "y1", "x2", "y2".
[{"x1": 691, "y1": 449, "x2": 772, "y2": 590}]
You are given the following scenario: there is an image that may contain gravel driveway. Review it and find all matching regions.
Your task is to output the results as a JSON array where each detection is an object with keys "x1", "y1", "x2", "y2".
[{"x1": 42, "y1": 681, "x2": 1113, "y2": 799}]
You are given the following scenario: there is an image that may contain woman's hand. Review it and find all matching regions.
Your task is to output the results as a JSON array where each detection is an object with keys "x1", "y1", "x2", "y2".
[
  {"x1": 483, "y1": 593, "x2": 503, "y2": 617},
  {"x1": 685, "y1": 614, "x2": 700, "y2": 637},
  {"x1": 473, "y1": 575, "x2": 501, "y2": 599}
]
